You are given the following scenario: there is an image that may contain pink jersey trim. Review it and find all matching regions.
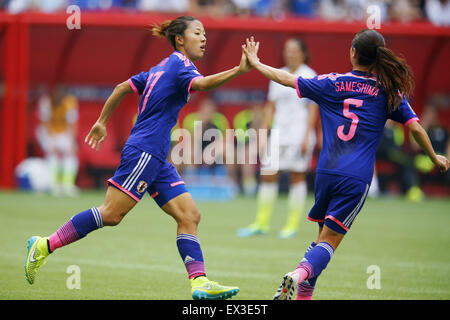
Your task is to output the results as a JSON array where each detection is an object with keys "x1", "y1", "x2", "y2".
[
  {"x1": 295, "y1": 76, "x2": 302, "y2": 98},
  {"x1": 128, "y1": 78, "x2": 139, "y2": 94},
  {"x1": 188, "y1": 76, "x2": 203, "y2": 94},
  {"x1": 150, "y1": 192, "x2": 159, "y2": 198},
  {"x1": 158, "y1": 57, "x2": 169, "y2": 67},
  {"x1": 308, "y1": 216, "x2": 325, "y2": 223},
  {"x1": 173, "y1": 51, "x2": 192, "y2": 67},
  {"x1": 108, "y1": 178, "x2": 140, "y2": 202},
  {"x1": 318, "y1": 72, "x2": 376, "y2": 82},
  {"x1": 404, "y1": 117, "x2": 419, "y2": 126},
  {"x1": 325, "y1": 215, "x2": 349, "y2": 232},
  {"x1": 170, "y1": 181, "x2": 185, "y2": 187},
  {"x1": 342, "y1": 72, "x2": 377, "y2": 81}
]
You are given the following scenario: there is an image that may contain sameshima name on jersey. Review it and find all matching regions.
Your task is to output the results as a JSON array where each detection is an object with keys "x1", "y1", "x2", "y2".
[{"x1": 334, "y1": 81, "x2": 380, "y2": 97}]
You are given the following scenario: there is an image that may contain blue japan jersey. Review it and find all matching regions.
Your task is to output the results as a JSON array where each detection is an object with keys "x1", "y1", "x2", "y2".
[
  {"x1": 126, "y1": 51, "x2": 203, "y2": 161},
  {"x1": 296, "y1": 70, "x2": 418, "y2": 184}
]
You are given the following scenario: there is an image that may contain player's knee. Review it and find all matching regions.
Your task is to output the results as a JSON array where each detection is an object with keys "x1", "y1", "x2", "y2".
[
  {"x1": 189, "y1": 207, "x2": 202, "y2": 226},
  {"x1": 107, "y1": 214, "x2": 125, "y2": 226},
  {"x1": 99, "y1": 204, "x2": 128, "y2": 226},
  {"x1": 318, "y1": 225, "x2": 344, "y2": 249},
  {"x1": 180, "y1": 207, "x2": 201, "y2": 227}
]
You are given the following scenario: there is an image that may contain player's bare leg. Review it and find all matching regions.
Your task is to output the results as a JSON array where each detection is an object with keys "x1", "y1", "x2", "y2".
[
  {"x1": 316, "y1": 225, "x2": 344, "y2": 250},
  {"x1": 162, "y1": 192, "x2": 201, "y2": 236},
  {"x1": 99, "y1": 186, "x2": 137, "y2": 226}
]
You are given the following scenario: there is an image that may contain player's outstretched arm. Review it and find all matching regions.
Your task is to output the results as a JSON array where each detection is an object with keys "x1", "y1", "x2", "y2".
[
  {"x1": 85, "y1": 80, "x2": 134, "y2": 151},
  {"x1": 191, "y1": 46, "x2": 252, "y2": 92},
  {"x1": 243, "y1": 36, "x2": 297, "y2": 89},
  {"x1": 408, "y1": 120, "x2": 449, "y2": 173}
]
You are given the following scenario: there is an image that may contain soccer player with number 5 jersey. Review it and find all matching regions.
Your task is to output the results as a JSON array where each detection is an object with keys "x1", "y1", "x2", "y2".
[
  {"x1": 242, "y1": 30, "x2": 449, "y2": 300},
  {"x1": 24, "y1": 16, "x2": 255, "y2": 300}
]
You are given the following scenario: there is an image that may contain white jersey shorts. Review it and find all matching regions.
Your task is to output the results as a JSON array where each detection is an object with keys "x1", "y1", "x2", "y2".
[{"x1": 260, "y1": 135, "x2": 315, "y2": 175}]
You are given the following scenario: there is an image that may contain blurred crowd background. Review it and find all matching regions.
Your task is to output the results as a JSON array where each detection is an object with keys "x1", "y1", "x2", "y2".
[
  {"x1": 2, "y1": 0, "x2": 449, "y2": 202},
  {"x1": 1, "y1": 0, "x2": 450, "y2": 26}
]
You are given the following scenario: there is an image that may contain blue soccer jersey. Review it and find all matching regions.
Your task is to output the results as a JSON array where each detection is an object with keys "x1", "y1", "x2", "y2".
[
  {"x1": 126, "y1": 51, "x2": 203, "y2": 161},
  {"x1": 296, "y1": 70, "x2": 419, "y2": 184}
]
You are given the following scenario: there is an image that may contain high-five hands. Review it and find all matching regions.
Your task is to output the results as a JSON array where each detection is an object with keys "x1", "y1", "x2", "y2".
[
  {"x1": 238, "y1": 45, "x2": 253, "y2": 74},
  {"x1": 242, "y1": 36, "x2": 260, "y2": 68}
]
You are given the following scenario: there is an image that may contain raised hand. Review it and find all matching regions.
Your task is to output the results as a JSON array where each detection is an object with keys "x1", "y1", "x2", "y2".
[
  {"x1": 85, "y1": 121, "x2": 107, "y2": 152},
  {"x1": 242, "y1": 36, "x2": 260, "y2": 68},
  {"x1": 238, "y1": 45, "x2": 253, "y2": 74},
  {"x1": 242, "y1": 36, "x2": 296, "y2": 88}
]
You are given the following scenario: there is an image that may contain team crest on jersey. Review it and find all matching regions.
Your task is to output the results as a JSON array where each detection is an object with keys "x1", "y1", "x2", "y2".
[{"x1": 137, "y1": 180, "x2": 148, "y2": 193}]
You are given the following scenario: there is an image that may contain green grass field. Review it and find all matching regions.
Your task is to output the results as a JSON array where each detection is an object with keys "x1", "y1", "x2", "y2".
[{"x1": 1, "y1": 190, "x2": 449, "y2": 300}]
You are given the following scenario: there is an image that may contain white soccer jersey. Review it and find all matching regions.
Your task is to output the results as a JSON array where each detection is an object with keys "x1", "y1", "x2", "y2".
[{"x1": 267, "y1": 64, "x2": 317, "y2": 146}]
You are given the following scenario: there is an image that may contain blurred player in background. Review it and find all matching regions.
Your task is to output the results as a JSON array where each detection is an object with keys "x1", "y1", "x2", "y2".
[
  {"x1": 231, "y1": 102, "x2": 264, "y2": 196},
  {"x1": 25, "y1": 15, "x2": 254, "y2": 300},
  {"x1": 375, "y1": 119, "x2": 423, "y2": 201},
  {"x1": 413, "y1": 103, "x2": 450, "y2": 183},
  {"x1": 182, "y1": 97, "x2": 230, "y2": 169},
  {"x1": 237, "y1": 38, "x2": 318, "y2": 239},
  {"x1": 243, "y1": 31, "x2": 449, "y2": 300},
  {"x1": 36, "y1": 86, "x2": 79, "y2": 197}
]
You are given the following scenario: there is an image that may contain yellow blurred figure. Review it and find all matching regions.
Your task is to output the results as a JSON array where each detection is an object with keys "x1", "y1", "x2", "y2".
[{"x1": 36, "y1": 86, "x2": 79, "y2": 197}]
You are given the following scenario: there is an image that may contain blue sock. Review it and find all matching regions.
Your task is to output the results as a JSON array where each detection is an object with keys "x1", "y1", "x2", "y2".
[
  {"x1": 176, "y1": 234, "x2": 206, "y2": 279},
  {"x1": 49, "y1": 208, "x2": 103, "y2": 252},
  {"x1": 297, "y1": 242, "x2": 320, "y2": 298},
  {"x1": 71, "y1": 208, "x2": 103, "y2": 237},
  {"x1": 303, "y1": 242, "x2": 319, "y2": 286},
  {"x1": 299, "y1": 241, "x2": 334, "y2": 279}
]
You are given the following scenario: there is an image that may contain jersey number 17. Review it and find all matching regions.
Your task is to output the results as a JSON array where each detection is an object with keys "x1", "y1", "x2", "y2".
[{"x1": 141, "y1": 71, "x2": 165, "y2": 114}]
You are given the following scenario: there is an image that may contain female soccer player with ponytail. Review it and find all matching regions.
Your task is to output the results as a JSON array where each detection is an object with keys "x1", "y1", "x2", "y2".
[
  {"x1": 25, "y1": 16, "x2": 254, "y2": 300},
  {"x1": 243, "y1": 30, "x2": 449, "y2": 300}
]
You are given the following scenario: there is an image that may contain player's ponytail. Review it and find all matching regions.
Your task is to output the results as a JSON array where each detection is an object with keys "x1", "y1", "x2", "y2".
[
  {"x1": 352, "y1": 29, "x2": 415, "y2": 112},
  {"x1": 152, "y1": 19, "x2": 171, "y2": 39},
  {"x1": 152, "y1": 16, "x2": 198, "y2": 50}
]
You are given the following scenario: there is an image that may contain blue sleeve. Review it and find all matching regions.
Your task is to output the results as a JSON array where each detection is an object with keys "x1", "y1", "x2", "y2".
[
  {"x1": 129, "y1": 71, "x2": 149, "y2": 95},
  {"x1": 177, "y1": 64, "x2": 203, "y2": 95},
  {"x1": 296, "y1": 74, "x2": 329, "y2": 103},
  {"x1": 388, "y1": 97, "x2": 419, "y2": 125}
]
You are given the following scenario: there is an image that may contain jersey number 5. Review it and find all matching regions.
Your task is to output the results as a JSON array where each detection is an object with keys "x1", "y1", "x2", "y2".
[{"x1": 337, "y1": 98, "x2": 363, "y2": 141}]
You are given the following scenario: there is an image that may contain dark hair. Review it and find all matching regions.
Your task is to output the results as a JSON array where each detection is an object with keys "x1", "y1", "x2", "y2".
[
  {"x1": 152, "y1": 16, "x2": 198, "y2": 50},
  {"x1": 290, "y1": 38, "x2": 310, "y2": 64},
  {"x1": 352, "y1": 29, "x2": 415, "y2": 112}
]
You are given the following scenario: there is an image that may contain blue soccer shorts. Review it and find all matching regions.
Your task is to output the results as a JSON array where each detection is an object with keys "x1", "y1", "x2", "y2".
[
  {"x1": 107, "y1": 144, "x2": 188, "y2": 207},
  {"x1": 308, "y1": 172, "x2": 370, "y2": 234}
]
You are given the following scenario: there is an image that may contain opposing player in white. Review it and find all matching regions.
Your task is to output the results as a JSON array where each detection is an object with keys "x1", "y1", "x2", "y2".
[{"x1": 238, "y1": 38, "x2": 319, "y2": 239}]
